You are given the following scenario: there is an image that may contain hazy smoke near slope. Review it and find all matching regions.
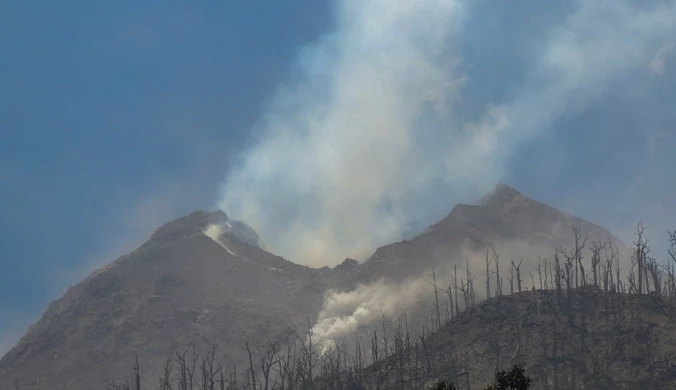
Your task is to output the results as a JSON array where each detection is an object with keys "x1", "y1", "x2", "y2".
[
  {"x1": 312, "y1": 235, "x2": 629, "y2": 346},
  {"x1": 313, "y1": 246, "x2": 485, "y2": 346},
  {"x1": 218, "y1": 0, "x2": 676, "y2": 267},
  {"x1": 314, "y1": 278, "x2": 430, "y2": 347}
]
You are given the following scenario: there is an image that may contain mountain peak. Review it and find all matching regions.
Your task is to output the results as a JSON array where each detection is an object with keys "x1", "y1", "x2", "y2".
[
  {"x1": 487, "y1": 182, "x2": 525, "y2": 203},
  {"x1": 0, "y1": 182, "x2": 631, "y2": 389},
  {"x1": 493, "y1": 182, "x2": 522, "y2": 196},
  {"x1": 476, "y1": 183, "x2": 528, "y2": 210},
  {"x1": 149, "y1": 210, "x2": 229, "y2": 243}
]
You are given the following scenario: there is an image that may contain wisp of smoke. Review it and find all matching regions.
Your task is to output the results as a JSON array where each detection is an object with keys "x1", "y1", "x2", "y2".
[{"x1": 218, "y1": 0, "x2": 676, "y2": 269}]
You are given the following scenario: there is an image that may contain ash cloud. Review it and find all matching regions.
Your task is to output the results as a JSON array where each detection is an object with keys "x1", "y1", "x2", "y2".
[{"x1": 218, "y1": 0, "x2": 676, "y2": 267}]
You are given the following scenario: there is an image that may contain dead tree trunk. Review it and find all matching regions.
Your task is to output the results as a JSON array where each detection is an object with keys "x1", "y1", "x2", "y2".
[
  {"x1": 453, "y1": 265, "x2": 460, "y2": 314},
  {"x1": 573, "y1": 227, "x2": 589, "y2": 287},
  {"x1": 485, "y1": 249, "x2": 492, "y2": 299},
  {"x1": 429, "y1": 267, "x2": 442, "y2": 331},
  {"x1": 512, "y1": 259, "x2": 523, "y2": 293},
  {"x1": 510, "y1": 262, "x2": 515, "y2": 295},
  {"x1": 134, "y1": 355, "x2": 141, "y2": 390},
  {"x1": 669, "y1": 230, "x2": 676, "y2": 264},
  {"x1": 590, "y1": 241, "x2": 606, "y2": 289},
  {"x1": 633, "y1": 222, "x2": 649, "y2": 294},
  {"x1": 493, "y1": 247, "x2": 502, "y2": 297},
  {"x1": 245, "y1": 341, "x2": 258, "y2": 390}
]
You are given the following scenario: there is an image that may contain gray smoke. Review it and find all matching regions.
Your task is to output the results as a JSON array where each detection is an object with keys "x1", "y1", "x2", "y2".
[{"x1": 218, "y1": 0, "x2": 676, "y2": 267}]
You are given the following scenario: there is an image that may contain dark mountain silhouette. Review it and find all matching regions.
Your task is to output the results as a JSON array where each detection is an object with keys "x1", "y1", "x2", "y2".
[{"x1": 0, "y1": 184, "x2": 634, "y2": 389}]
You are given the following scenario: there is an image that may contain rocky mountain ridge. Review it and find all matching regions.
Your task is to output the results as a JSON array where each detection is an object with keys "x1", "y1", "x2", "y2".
[{"x1": 0, "y1": 184, "x2": 635, "y2": 389}]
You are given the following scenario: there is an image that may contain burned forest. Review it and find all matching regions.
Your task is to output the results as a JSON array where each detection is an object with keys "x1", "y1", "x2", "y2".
[{"x1": 100, "y1": 225, "x2": 676, "y2": 390}]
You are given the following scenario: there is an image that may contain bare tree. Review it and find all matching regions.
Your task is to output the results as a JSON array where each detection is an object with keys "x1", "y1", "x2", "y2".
[
  {"x1": 589, "y1": 241, "x2": 606, "y2": 289},
  {"x1": 429, "y1": 267, "x2": 442, "y2": 331},
  {"x1": 553, "y1": 251, "x2": 562, "y2": 297},
  {"x1": 297, "y1": 320, "x2": 316, "y2": 388},
  {"x1": 254, "y1": 340, "x2": 280, "y2": 390},
  {"x1": 633, "y1": 222, "x2": 650, "y2": 294},
  {"x1": 245, "y1": 341, "x2": 258, "y2": 390},
  {"x1": 604, "y1": 241, "x2": 619, "y2": 293},
  {"x1": 492, "y1": 246, "x2": 503, "y2": 297},
  {"x1": 451, "y1": 265, "x2": 460, "y2": 315},
  {"x1": 667, "y1": 230, "x2": 676, "y2": 300},
  {"x1": 176, "y1": 350, "x2": 189, "y2": 390},
  {"x1": 445, "y1": 285, "x2": 455, "y2": 320},
  {"x1": 573, "y1": 227, "x2": 589, "y2": 287},
  {"x1": 381, "y1": 312, "x2": 389, "y2": 361},
  {"x1": 159, "y1": 348, "x2": 174, "y2": 390},
  {"x1": 465, "y1": 259, "x2": 477, "y2": 308},
  {"x1": 512, "y1": 259, "x2": 524, "y2": 293},
  {"x1": 509, "y1": 261, "x2": 515, "y2": 295},
  {"x1": 668, "y1": 230, "x2": 676, "y2": 264},
  {"x1": 484, "y1": 249, "x2": 492, "y2": 299},
  {"x1": 134, "y1": 354, "x2": 141, "y2": 390},
  {"x1": 187, "y1": 347, "x2": 200, "y2": 390}
]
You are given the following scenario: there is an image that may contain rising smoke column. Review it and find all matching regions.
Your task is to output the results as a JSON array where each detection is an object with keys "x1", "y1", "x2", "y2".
[
  {"x1": 218, "y1": 0, "x2": 676, "y2": 267},
  {"x1": 308, "y1": 0, "x2": 676, "y2": 344},
  {"x1": 218, "y1": 0, "x2": 487, "y2": 266}
]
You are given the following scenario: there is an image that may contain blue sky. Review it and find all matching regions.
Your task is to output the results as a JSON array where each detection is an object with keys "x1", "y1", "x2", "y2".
[
  {"x1": 1, "y1": 0, "x2": 675, "y2": 354},
  {"x1": 0, "y1": 0, "x2": 331, "y2": 351}
]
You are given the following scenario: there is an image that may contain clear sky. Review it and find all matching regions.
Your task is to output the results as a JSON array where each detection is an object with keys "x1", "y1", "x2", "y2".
[{"x1": 1, "y1": 0, "x2": 675, "y2": 355}]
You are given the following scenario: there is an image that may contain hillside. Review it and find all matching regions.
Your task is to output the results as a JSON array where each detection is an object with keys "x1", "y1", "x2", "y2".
[
  {"x1": 0, "y1": 211, "x2": 330, "y2": 390},
  {"x1": 0, "y1": 184, "x2": 638, "y2": 389},
  {"x1": 355, "y1": 288, "x2": 676, "y2": 389},
  {"x1": 354, "y1": 184, "x2": 627, "y2": 284}
]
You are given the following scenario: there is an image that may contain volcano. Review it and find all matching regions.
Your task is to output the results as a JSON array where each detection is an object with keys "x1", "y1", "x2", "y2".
[{"x1": 0, "y1": 184, "x2": 629, "y2": 389}]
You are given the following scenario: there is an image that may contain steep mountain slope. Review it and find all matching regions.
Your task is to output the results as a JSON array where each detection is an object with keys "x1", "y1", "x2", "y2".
[
  {"x1": 0, "y1": 184, "x2": 632, "y2": 389},
  {"x1": 0, "y1": 211, "x2": 329, "y2": 390}
]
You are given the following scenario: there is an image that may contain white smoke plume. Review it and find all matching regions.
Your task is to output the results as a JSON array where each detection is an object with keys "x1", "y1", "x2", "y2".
[
  {"x1": 218, "y1": 0, "x2": 478, "y2": 266},
  {"x1": 313, "y1": 278, "x2": 430, "y2": 347},
  {"x1": 218, "y1": 0, "x2": 676, "y2": 268},
  {"x1": 203, "y1": 224, "x2": 238, "y2": 257},
  {"x1": 312, "y1": 235, "x2": 629, "y2": 346}
]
